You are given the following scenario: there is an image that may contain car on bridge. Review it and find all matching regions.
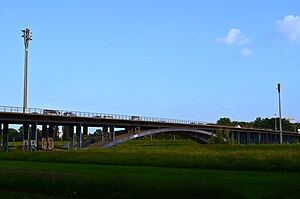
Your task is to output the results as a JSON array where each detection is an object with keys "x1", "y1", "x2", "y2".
[
  {"x1": 63, "y1": 112, "x2": 76, "y2": 116},
  {"x1": 131, "y1": 116, "x2": 140, "y2": 120},
  {"x1": 30, "y1": 111, "x2": 40, "y2": 114},
  {"x1": 43, "y1": 109, "x2": 61, "y2": 115},
  {"x1": 103, "y1": 115, "x2": 113, "y2": 119}
]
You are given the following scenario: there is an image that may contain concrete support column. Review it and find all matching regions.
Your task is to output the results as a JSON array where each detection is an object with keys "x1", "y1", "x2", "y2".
[
  {"x1": 126, "y1": 127, "x2": 134, "y2": 134},
  {"x1": 68, "y1": 126, "x2": 74, "y2": 150},
  {"x1": 240, "y1": 132, "x2": 243, "y2": 144},
  {"x1": 237, "y1": 132, "x2": 240, "y2": 144},
  {"x1": 258, "y1": 133, "x2": 261, "y2": 144},
  {"x1": 41, "y1": 125, "x2": 48, "y2": 150},
  {"x1": 266, "y1": 134, "x2": 269, "y2": 144},
  {"x1": 82, "y1": 126, "x2": 88, "y2": 140},
  {"x1": 30, "y1": 122, "x2": 38, "y2": 151},
  {"x1": 23, "y1": 123, "x2": 29, "y2": 151},
  {"x1": 103, "y1": 126, "x2": 108, "y2": 141},
  {"x1": 247, "y1": 133, "x2": 250, "y2": 144},
  {"x1": 110, "y1": 126, "x2": 115, "y2": 141},
  {"x1": 48, "y1": 124, "x2": 54, "y2": 150},
  {"x1": 3, "y1": 123, "x2": 8, "y2": 152},
  {"x1": 76, "y1": 125, "x2": 82, "y2": 149}
]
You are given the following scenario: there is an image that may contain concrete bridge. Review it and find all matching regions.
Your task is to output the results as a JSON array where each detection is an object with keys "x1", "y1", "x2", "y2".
[
  {"x1": 0, "y1": 106, "x2": 299, "y2": 151},
  {"x1": 88, "y1": 128, "x2": 214, "y2": 148}
]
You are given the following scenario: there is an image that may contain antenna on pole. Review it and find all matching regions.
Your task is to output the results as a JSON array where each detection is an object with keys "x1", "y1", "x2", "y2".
[{"x1": 21, "y1": 28, "x2": 32, "y2": 113}]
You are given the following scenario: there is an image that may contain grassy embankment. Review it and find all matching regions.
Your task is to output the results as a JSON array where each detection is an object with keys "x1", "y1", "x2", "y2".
[{"x1": 1, "y1": 140, "x2": 300, "y2": 198}]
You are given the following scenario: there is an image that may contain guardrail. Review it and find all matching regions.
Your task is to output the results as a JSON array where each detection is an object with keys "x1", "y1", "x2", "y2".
[{"x1": 0, "y1": 106, "x2": 207, "y2": 125}]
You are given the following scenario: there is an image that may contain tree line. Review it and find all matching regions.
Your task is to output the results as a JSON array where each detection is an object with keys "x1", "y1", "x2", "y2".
[{"x1": 216, "y1": 117, "x2": 298, "y2": 132}]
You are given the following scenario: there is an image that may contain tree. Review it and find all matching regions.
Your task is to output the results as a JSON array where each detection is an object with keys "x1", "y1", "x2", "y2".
[
  {"x1": 216, "y1": 117, "x2": 295, "y2": 132},
  {"x1": 209, "y1": 129, "x2": 235, "y2": 144},
  {"x1": 8, "y1": 128, "x2": 22, "y2": 141},
  {"x1": 93, "y1": 129, "x2": 103, "y2": 136},
  {"x1": 224, "y1": 130, "x2": 231, "y2": 145},
  {"x1": 217, "y1": 118, "x2": 232, "y2": 126},
  {"x1": 209, "y1": 128, "x2": 225, "y2": 144}
]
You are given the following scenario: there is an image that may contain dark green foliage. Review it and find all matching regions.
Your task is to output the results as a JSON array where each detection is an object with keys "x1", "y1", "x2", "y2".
[
  {"x1": 93, "y1": 128, "x2": 103, "y2": 135},
  {"x1": 8, "y1": 128, "x2": 22, "y2": 142},
  {"x1": 209, "y1": 129, "x2": 233, "y2": 144},
  {"x1": 217, "y1": 117, "x2": 232, "y2": 126},
  {"x1": 216, "y1": 117, "x2": 297, "y2": 132}
]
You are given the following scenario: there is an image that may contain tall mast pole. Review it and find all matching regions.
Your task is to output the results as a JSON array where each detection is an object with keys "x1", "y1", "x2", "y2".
[
  {"x1": 22, "y1": 29, "x2": 32, "y2": 113},
  {"x1": 277, "y1": 83, "x2": 283, "y2": 144}
]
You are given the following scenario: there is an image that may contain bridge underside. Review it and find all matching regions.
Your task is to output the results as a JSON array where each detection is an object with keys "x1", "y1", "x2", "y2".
[{"x1": 89, "y1": 128, "x2": 213, "y2": 148}]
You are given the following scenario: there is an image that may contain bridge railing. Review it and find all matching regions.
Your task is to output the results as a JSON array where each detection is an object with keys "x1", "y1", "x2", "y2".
[{"x1": 0, "y1": 105, "x2": 207, "y2": 125}]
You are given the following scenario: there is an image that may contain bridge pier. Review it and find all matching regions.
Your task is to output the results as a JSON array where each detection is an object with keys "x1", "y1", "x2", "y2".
[
  {"x1": 237, "y1": 132, "x2": 240, "y2": 144},
  {"x1": 247, "y1": 132, "x2": 250, "y2": 144},
  {"x1": 3, "y1": 123, "x2": 8, "y2": 152},
  {"x1": 103, "y1": 126, "x2": 108, "y2": 141},
  {"x1": 42, "y1": 124, "x2": 48, "y2": 150},
  {"x1": 265, "y1": 133, "x2": 269, "y2": 144},
  {"x1": 48, "y1": 124, "x2": 54, "y2": 150},
  {"x1": 68, "y1": 125, "x2": 74, "y2": 150},
  {"x1": 76, "y1": 125, "x2": 82, "y2": 149},
  {"x1": 82, "y1": 126, "x2": 88, "y2": 147},
  {"x1": 110, "y1": 126, "x2": 115, "y2": 141},
  {"x1": 22, "y1": 123, "x2": 29, "y2": 151},
  {"x1": 30, "y1": 122, "x2": 38, "y2": 151}
]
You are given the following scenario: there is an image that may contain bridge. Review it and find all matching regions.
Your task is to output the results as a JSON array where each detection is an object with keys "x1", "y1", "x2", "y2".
[{"x1": 0, "y1": 106, "x2": 299, "y2": 152}]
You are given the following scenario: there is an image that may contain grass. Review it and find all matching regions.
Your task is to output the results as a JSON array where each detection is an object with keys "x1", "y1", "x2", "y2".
[
  {"x1": 1, "y1": 140, "x2": 300, "y2": 198},
  {"x1": 2, "y1": 140, "x2": 300, "y2": 172},
  {"x1": 0, "y1": 160, "x2": 299, "y2": 199}
]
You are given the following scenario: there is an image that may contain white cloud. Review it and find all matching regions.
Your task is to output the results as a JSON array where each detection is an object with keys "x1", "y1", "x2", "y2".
[
  {"x1": 216, "y1": 28, "x2": 250, "y2": 45},
  {"x1": 276, "y1": 15, "x2": 300, "y2": 43},
  {"x1": 239, "y1": 48, "x2": 253, "y2": 57}
]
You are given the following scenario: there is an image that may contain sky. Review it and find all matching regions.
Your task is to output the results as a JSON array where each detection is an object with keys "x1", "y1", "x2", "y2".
[{"x1": 0, "y1": 0, "x2": 300, "y2": 123}]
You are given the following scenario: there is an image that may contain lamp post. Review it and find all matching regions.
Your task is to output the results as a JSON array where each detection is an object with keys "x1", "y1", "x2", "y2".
[
  {"x1": 277, "y1": 83, "x2": 283, "y2": 144},
  {"x1": 21, "y1": 29, "x2": 32, "y2": 113}
]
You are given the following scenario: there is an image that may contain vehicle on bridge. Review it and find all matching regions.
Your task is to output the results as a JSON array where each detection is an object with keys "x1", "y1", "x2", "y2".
[
  {"x1": 103, "y1": 115, "x2": 113, "y2": 119},
  {"x1": 131, "y1": 116, "x2": 140, "y2": 120},
  {"x1": 43, "y1": 109, "x2": 61, "y2": 115},
  {"x1": 63, "y1": 112, "x2": 76, "y2": 116}
]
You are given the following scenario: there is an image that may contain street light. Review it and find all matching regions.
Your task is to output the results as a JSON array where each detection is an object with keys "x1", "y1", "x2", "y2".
[
  {"x1": 21, "y1": 29, "x2": 32, "y2": 113},
  {"x1": 277, "y1": 83, "x2": 283, "y2": 144}
]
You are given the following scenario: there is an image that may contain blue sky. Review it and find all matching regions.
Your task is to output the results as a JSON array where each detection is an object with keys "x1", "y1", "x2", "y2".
[{"x1": 1, "y1": 0, "x2": 300, "y2": 123}]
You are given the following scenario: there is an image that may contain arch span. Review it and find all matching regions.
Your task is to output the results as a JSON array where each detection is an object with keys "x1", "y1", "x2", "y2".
[{"x1": 101, "y1": 128, "x2": 214, "y2": 148}]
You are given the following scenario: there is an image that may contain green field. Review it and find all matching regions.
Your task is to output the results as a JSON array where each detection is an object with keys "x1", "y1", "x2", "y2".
[{"x1": 1, "y1": 140, "x2": 300, "y2": 198}]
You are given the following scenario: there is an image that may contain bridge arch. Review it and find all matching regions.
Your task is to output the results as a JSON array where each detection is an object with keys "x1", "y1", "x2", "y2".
[{"x1": 102, "y1": 128, "x2": 214, "y2": 148}]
